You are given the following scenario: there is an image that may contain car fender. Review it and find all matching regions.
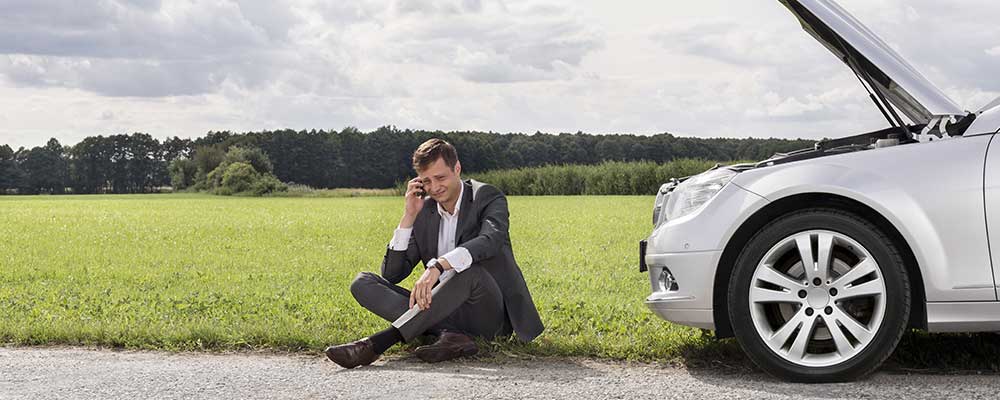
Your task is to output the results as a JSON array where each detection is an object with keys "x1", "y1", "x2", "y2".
[
  {"x1": 730, "y1": 136, "x2": 995, "y2": 302},
  {"x1": 968, "y1": 104, "x2": 1000, "y2": 136}
]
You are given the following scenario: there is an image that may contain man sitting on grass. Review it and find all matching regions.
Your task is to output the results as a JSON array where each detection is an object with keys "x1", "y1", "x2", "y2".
[{"x1": 325, "y1": 138, "x2": 544, "y2": 368}]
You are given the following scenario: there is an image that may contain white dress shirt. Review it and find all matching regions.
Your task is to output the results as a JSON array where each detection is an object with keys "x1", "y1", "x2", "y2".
[{"x1": 388, "y1": 184, "x2": 474, "y2": 281}]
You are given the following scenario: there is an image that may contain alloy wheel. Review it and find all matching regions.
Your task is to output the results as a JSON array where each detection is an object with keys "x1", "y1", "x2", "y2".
[{"x1": 748, "y1": 230, "x2": 886, "y2": 367}]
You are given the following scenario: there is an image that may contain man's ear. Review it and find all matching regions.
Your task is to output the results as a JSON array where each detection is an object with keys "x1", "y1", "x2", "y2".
[{"x1": 454, "y1": 160, "x2": 462, "y2": 176}]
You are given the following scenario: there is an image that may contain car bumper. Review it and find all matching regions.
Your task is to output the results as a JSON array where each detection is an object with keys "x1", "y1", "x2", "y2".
[{"x1": 644, "y1": 250, "x2": 721, "y2": 330}]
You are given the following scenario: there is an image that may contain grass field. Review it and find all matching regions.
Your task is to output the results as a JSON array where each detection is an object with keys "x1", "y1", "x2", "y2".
[
  {"x1": 0, "y1": 193, "x2": 708, "y2": 359},
  {"x1": 3, "y1": 193, "x2": 1000, "y2": 370}
]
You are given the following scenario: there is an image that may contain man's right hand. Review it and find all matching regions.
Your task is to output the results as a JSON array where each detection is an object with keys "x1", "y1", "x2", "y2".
[{"x1": 399, "y1": 178, "x2": 425, "y2": 228}]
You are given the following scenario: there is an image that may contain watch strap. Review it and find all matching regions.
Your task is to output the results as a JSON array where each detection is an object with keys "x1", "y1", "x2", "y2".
[{"x1": 426, "y1": 258, "x2": 446, "y2": 274}]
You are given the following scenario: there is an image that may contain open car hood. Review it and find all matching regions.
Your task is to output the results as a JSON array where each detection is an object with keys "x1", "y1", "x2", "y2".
[{"x1": 780, "y1": 0, "x2": 966, "y2": 125}]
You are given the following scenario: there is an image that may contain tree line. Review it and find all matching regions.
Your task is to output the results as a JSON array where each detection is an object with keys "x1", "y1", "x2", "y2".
[{"x1": 0, "y1": 127, "x2": 814, "y2": 194}]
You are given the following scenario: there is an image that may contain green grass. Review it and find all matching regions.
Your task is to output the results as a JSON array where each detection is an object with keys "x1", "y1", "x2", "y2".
[
  {"x1": 0, "y1": 193, "x2": 702, "y2": 360},
  {"x1": 3, "y1": 193, "x2": 1000, "y2": 371}
]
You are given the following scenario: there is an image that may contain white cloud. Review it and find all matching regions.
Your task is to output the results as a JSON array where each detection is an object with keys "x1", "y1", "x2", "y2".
[
  {"x1": 650, "y1": 20, "x2": 815, "y2": 67},
  {"x1": 0, "y1": 0, "x2": 302, "y2": 97},
  {"x1": 768, "y1": 97, "x2": 825, "y2": 118},
  {"x1": 0, "y1": 0, "x2": 998, "y2": 150},
  {"x1": 452, "y1": 47, "x2": 577, "y2": 83},
  {"x1": 373, "y1": 0, "x2": 603, "y2": 83},
  {"x1": 844, "y1": 0, "x2": 1000, "y2": 90}
]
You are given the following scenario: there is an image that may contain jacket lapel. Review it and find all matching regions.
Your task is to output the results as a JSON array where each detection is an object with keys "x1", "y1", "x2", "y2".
[
  {"x1": 427, "y1": 202, "x2": 441, "y2": 258},
  {"x1": 456, "y1": 180, "x2": 475, "y2": 244},
  {"x1": 417, "y1": 200, "x2": 439, "y2": 262}
]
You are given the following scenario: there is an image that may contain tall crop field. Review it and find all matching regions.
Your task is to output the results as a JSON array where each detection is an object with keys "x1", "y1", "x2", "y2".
[{"x1": 467, "y1": 159, "x2": 719, "y2": 195}]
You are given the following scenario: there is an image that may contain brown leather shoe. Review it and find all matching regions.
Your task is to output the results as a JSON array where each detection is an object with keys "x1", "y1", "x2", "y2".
[
  {"x1": 414, "y1": 331, "x2": 478, "y2": 363},
  {"x1": 324, "y1": 339, "x2": 379, "y2": 369}
]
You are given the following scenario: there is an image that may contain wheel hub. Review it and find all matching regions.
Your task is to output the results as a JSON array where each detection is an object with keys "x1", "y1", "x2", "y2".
[{"x1": 806, "y1": 288, "x2": 830, "y2": 308}]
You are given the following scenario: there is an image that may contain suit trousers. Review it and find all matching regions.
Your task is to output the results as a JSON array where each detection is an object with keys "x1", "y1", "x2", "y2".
[{"x1": 350, "y1": 267, "x2": 511, "y2": 342}]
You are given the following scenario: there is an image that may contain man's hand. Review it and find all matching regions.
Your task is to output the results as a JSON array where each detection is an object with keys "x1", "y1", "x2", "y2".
[
  {"x1": 409, "y1": 266, "x2": 440, "y2": 310},
  {"x1": 399, "y1": 178, "x2": 425, "y2": 229}
]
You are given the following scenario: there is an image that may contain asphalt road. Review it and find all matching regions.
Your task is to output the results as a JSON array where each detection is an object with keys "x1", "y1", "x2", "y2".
[{"x1": 1, "y1": 347, "x2": 998, "y2": 399}]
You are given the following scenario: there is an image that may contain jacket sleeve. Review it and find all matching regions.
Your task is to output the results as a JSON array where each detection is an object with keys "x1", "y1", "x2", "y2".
[
  {"x1": 380, "y1": 229, "x2": 421, "y2": 284},
  {"x1": 460, "y1": 185, "x2": 510, "y2": 264}
]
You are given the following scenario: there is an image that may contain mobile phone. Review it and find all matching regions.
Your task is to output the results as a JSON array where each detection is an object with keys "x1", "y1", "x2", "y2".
[{"x1": 414, "y1": 181, "x2": 426, "y2": 197}]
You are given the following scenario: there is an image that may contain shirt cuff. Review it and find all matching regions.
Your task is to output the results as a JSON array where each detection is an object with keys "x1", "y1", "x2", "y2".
[
  {"x1": 440, "y1": 247, "x2": 473, "y2": 273},
  {"x1": 388, "y1": 228, "x2": 412, "y2": 251}
]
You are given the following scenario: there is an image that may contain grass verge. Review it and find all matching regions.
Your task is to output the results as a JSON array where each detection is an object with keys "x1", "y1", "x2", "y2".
[{"x1": 0, "y1": 194, "x2": 694, "y2": 360}]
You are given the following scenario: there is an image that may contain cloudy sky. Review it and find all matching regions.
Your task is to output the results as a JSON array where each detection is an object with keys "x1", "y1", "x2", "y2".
[{"x1": 1, "y1": 0, "x2": 998, "y2": 149}]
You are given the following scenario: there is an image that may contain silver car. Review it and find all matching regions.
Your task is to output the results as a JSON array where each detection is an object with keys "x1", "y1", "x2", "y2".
[{"x1": 641, "y1": 0, "x2": 1000, "y2": 382}]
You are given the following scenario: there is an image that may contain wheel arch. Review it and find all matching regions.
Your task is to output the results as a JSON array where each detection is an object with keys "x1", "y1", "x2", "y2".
[{"x1": 712, "y1": 192, "x2": 927, "y2": 338}]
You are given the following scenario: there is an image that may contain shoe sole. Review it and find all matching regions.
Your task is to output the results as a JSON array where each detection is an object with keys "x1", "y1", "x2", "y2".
[{"x1": 414, "y1": 343, "x2": 479, "y2": 363}]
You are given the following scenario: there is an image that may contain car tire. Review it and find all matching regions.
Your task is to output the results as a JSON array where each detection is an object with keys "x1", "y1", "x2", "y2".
[{"x1": 728, "y1": 208, "x2": 910, "y2": 383}]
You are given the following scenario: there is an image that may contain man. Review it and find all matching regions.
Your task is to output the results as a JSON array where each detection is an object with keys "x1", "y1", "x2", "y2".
[{"x1": 324, "y1": 138, "x2": 544, "y2": 368}]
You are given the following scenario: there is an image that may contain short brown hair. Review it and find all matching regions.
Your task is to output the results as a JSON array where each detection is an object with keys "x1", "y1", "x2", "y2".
[{"x1": 412, "y1": 138, "x2": 458, "y2": 171}]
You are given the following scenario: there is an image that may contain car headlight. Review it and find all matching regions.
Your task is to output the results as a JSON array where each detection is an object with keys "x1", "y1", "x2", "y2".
[
  {"x1": 652, "y1": 181, "x2": 677, "y2": 226},
  {"x1": 659, "y1": 168, "x2": 737, "y2": 224}
]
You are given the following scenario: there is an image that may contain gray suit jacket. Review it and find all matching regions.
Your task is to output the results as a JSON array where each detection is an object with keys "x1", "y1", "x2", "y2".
[{"x1": 380, "y1": 179, "x2": 545, "y2": 342}]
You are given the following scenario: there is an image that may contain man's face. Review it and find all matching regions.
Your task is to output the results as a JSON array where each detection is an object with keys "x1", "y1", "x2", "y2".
[{"x1": 416, "y1": 157, "x2": 462, "y2": 205}]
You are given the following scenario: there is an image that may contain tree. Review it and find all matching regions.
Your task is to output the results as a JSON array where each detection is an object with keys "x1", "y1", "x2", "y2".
[
  {"x1": 2, "y1": 128, "x2": 818, "y2": 194},
  {"x1": 18, "y1": 138, "x2": 68, "y2": 194},
  {"x1": 160, "y1": 136, "x2": 194, "y2": 186},
  {"x1": 219, "y1": 162, "x2": 259, "y2": 194},
  {"x1": 191, "y1": 145, "x2": 226, "y2": 190},
  {"x1": 194, "y1": 146, "x2": 287, "y2": 196},
  {"x1": 162, "y1": 136, "x2": 194, "y2": 162},
  {"x1": 224, "y1": 146, "x2": 273, "y2": 175},
  {"x1": 123, "y1": 133, "x2": 163, "y2": 192},
  {"x1": 168, "y1": 158, "x2": 197, "y2": 190},
  {"x1": 70, "y1": 135, "x2": 114, "y2": 194},
  {"x1": 0, "y1": 144, "x2": 23, "y2": 192}
]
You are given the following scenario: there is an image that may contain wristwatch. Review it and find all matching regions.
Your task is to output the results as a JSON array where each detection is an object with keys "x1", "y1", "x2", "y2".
[{"x1": 426, "y1": 259, "x2": 446, "y2": 274}]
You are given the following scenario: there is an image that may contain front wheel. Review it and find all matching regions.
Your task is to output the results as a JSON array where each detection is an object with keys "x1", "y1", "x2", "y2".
[{"x1": 728, "y1": 209, "x2": 910, "y2": 382}]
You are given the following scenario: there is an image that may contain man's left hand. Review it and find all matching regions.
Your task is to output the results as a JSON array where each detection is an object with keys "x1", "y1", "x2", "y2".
[{"x1": 410, "y1": 266, "x2": 441, "y2": 310}]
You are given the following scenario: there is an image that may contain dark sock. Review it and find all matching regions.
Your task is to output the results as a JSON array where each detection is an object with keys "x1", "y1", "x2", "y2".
[{"x1": 368, "y1": 327, "x2": 403, "y2": 355}]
